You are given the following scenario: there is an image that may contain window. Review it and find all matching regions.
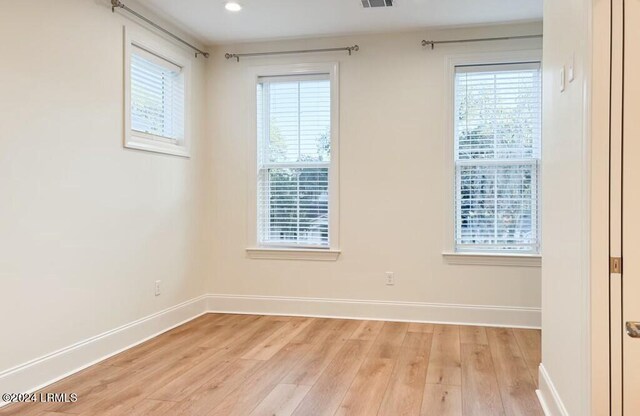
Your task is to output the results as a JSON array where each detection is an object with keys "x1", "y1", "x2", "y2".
[
  {"x1": 124, "y1": 27, "x2": 190, "y2": 157},
  {"x1": 257, "y1": 74, "x2": 332, "y2": 248},
  {"x1": 453, "y1": 61, "x2": 541, "y2": 254},
  {"x1": 130, "y1": 46, "x2": 184, "y2": 141},
  {"x1": 248, "y1": 63, "x2": 339, "y2": 258}
]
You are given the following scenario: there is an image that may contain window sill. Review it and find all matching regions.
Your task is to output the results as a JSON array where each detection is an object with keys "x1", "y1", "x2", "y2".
[
  {"x1": 246, "y1": 247, "x2": 341, "y2": 261},
  {"x1": 125, "y1": 132, "x2": 190, "y2": 158},
  {"x1": 442, "y1": 252, "x2": 541, "y2": 267}
]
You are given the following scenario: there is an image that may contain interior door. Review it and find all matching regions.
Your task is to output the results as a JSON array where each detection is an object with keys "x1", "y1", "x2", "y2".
[{"x1": 622, "y1": 0, "x2": 640, "y2": 413}]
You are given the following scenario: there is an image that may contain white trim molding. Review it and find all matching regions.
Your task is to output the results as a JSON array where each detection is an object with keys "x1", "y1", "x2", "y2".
[
  {"x1": 536, "y1": 364, "x2": 570, "y2": 416},
  {"x1": 206, "y1": 294, "x2": 541, "y2": 328},
  {"x1": 443, "y1": 252, "x2": 542, "y2": 267},
  {"x1": 0, "y1": 295, "x2": 208, "y2": 406},
  {"x1": 246, "y1": 247, "x2": 341, "y2": 261}
]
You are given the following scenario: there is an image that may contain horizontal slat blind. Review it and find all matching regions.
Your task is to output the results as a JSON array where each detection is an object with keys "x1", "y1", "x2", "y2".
[
  {"x1": 454, "y1": 62, "x2": 541, "y2": 253},
  {"x1": 130, "y1": 45, "x2": 184, "y2": 141},
  {"x1": 257, "y1": 75, "x2": 331, "y2": 247}
]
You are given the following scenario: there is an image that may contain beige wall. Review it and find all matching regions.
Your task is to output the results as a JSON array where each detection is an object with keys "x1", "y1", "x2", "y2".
[
  {"x1": 206, "y1": 24, "x2": 542, "y2": 317},
  {"x1": 0, "y1": 0, "x2": 211, "y2": 371}
]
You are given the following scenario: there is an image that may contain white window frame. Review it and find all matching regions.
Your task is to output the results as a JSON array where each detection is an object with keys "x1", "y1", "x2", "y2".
[
  {"x1": 123, "y1": 25, "x2": 191, "y2": 157},
  {"x1": 246, "y1": 63, "x2": 340, "y2": 261},
  {"x1": 442, "y1": 50, "x2": 542, "y2": 267}
]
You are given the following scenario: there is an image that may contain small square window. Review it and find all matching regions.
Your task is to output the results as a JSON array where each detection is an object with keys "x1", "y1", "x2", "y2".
[{"x1": 124, "y1": 27, "x2": 191, "y2": 157}]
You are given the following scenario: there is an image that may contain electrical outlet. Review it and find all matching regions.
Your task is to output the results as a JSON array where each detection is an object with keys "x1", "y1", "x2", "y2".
[
  {"x1": 155, "y1": 280, "x2": 161, "y2": 296},
  {"x1": 385, "y1": 272, "x2": 395, "y2": 286}
]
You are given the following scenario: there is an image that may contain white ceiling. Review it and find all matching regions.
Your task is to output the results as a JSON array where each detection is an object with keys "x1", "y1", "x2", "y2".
[{"x1": 139, "y1": 0, "x2": 542, "y2": 45}]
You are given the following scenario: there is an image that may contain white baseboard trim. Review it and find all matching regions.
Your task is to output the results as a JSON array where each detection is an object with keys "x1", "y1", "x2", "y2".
[
  {"x1": 206, "y1": 294, "x2": 541, "y2": 328},
  {"x1": 536, "y1": 364, "x2": 570, "y2": 416},
  {"x1": 0, "y1": 295, "x2": 208, "y2": 407}
]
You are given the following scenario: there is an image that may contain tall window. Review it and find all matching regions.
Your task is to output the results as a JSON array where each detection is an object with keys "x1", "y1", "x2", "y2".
[
  {"x1": 454, "y1": 62, "x2": 542, "y2": 253},
  {"x1": 256, "y1": 74, "x2": 333, "y2": 248}
]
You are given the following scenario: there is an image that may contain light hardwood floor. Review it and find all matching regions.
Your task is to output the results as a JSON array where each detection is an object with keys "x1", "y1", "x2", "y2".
[{"x1": 0, "y1": 314, "x2": 542, "y2": 416}]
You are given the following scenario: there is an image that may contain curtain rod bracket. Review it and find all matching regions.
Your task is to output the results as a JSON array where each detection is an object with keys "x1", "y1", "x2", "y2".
[{"x1": 225, "y1": 53, "x2": 240, "y2": 62}]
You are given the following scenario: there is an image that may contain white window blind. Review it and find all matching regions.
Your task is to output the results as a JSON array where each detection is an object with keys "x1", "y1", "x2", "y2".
[
  {"x1": 130, "y1": 45, "x2": 185, "y2": 141},
  {"x1": 257, "y1": 75, "x2": 331, "y2": 248},
  {"x1": 454, "y1": 62, "x2": 542, "y2": 253}
]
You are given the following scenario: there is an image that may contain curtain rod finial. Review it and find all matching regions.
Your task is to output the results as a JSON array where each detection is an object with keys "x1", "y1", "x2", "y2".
[
  {"x1": 421, "y1": 40, "x2": 434, "y2": 49},
  {"x1": 111, "y1": 0, "x2": 124, "y2": 12}
]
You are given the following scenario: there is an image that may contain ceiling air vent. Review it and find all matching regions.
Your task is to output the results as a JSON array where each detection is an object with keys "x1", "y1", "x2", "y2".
[{"x1": 361, "y1": 0, "x2": 393, "y2": 8}]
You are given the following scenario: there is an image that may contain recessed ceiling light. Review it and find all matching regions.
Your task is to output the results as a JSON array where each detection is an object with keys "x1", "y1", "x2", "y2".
[{"x1": 225, "y1": 1, "x2": 242, "y2": 12}]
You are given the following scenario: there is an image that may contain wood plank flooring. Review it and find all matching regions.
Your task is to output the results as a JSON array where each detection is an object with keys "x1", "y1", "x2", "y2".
[{"x1": 0, "y1": 314, "x2": 542, "y2": 416}]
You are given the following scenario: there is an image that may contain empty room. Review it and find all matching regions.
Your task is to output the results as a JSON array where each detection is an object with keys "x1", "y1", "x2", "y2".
[{"x1": 0, "y1": 0, "x2": 634, "y2": 415}]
